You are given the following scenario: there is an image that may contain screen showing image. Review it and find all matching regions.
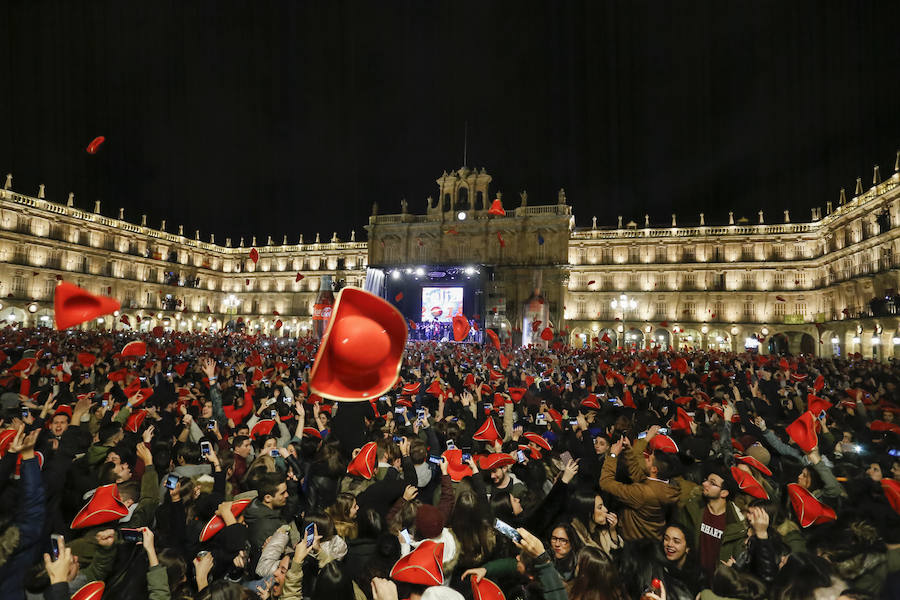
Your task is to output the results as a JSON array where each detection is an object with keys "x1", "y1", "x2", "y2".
[{"x1": 421, "y1": 287, "x2": 463, "y2": 322}]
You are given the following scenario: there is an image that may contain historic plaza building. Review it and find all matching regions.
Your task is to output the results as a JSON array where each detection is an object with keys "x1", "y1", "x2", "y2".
[{"x1": 2, "y1": 156, "x2": 900, "y2": 359}]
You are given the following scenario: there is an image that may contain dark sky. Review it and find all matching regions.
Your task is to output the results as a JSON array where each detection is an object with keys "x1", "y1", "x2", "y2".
[{"x1": 2, "y1": 1, "x2": 899, "y2": 242}]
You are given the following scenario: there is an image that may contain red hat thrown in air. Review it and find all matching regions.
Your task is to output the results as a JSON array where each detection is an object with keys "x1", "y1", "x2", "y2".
[
  {"x1": 71, "y1": 484, "x2": 129, "y2": 529},
  {"x1": 309, "y1": 287, "x2": 407, "y2": 401},
  {"x1": 347, "y1": 442, "x2": 377, "y2": 479},
  {"x1": 452, "y1": 315, "x2": 470, "y2": 341},
  {"x1": 390, "y1": 540, "x2": 444, "y2": 585},
  {"x1": 787, "y1": 483, "x2": 836, "y2": 527},
  {"x1": 486, "y1": 329, "x2": 500, "y2": 350},
  {"x1": 121, "y1": 341, "x2": 146, "y2": 357},
  {"x1": 54, "y1": 282, "x2": 120, "y2": 330}
]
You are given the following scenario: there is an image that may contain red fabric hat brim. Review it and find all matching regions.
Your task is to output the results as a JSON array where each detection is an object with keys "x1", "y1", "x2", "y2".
[
  {"x1": 309, "y1": 287, "x2": 407, "y2": 401},
  {"x1": 472, "y1": 418, "x2": 501, "y2": 442},
  {"x1": 786, "y1": 412, "x2": 818, "y2": 453},
  {"x1": 649, "y1": 434, "x2": 679, "y2": 454},
  {"x1": 121, "y1": 341, "x2": 147, "y2": 357},
  {"x1": 0, "y1": 429, "x2": 19, "y2": 457},
  {"x1": 882, "y1": 478, "x2": 900, "y2": 515},
  {"x1": 807, "y1": 394, "x2": 832, "y2": 416},
  {"x1": 77, "y1": 353, "x2": 96, "y2": 368},
  {"x1": 523, "y1": 432, "x2": 551, "y2": 451},
  {"x1": 735, "y1": 454, "x2": 773, "y2": 477},
  {"x1": 452, "y1": 315, "x2": 470, "y2": 341},
  {"x1": 250, "y1": 419, "x2": 277, "y2": 439},
  {"x1": 199, "y1": 498, "x2": 253, "y2": 541},
  {"x1": 54, "y1": 282, "x2": 121, "y2": 330},
  {"x1": 302, "y1": 427, "x2": 322, "y2": 439},
  {"x1": 125, "y1": 409, "x2": 147, "y2": 433},
  {"x1": 71, "y1": 581, "x2": 105, "y2": 600},
  {"x1": 347, "y1": 442, "x2": 377, "y2": 479},
  {"x1": 787, "y1": 483, "x2": 836, "y2": 527},
  {"x1": 390, "y1": 540, "x2": 444, "y2": 586},
  {"x1": 71, "y1": 484, "x2": 129, "y2": 529},
  {"x1": 401, "y1": 383, "x2": 421, "y2": 395},
  {"x1": 508, "y1": 387, "x2": 526, "y2": 402},
  {"x1": 478, "y1": 453, "x2": 516, "y2": 470},
  {"x1": 731, "y1": 466, "x2": 769, "y2": 499},
  {"x1": 486, "y1": 329, "x2": 500, "y2": 350},
  {"x1": 472, "y1": 575, "x2": 506, "y2": 600}
]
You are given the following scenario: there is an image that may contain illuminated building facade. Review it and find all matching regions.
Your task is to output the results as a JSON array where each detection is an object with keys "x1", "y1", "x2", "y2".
[{"x1": 2, "y1": 157, "x2": 900, "y2": 359}]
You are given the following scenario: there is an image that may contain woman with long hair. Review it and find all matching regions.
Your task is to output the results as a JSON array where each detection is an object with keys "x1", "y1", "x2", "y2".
[
  {"x1": 567, "y1": 546, "x2": 629, "y2": 600},
  {"x1": 546, "y1": 522, "x2": 580, "y2": 582},
  {"x1": 567, "y1": 489, "x2": 624, "y2": 556},
  {"x1": 325, "y1": 492, "x2": 359, "y2": 540},
  {"x1": 447, "y1": 487, "x2": 498, "y2": 574}
]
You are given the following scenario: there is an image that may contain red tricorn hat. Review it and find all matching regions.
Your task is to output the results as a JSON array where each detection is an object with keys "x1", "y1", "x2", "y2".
[
  {"x1": 786, "y1": 412, "x2": 818, "y2": 453},
  {"x1": 668, "y1": 407, "x2": 694, "y2": 433},
  {"x1": 199, "y1": 498, "x2": 253, "y2": 541},
  {"x1": 8, "y1": 358, "x2": 35, "y2": 373},
  {"x1": 649, "y1": 434, "x2": 679, "y2": 454},
  {"x1": 121, "y1": 341, "x2": 146, "y2": 358},
  {"x1": 735, "y1": 454, "x2": 773, "y2": 477},
  {"x1": 108, "y1": 368, "x2": 128, "y2": 382},
  {"x1": 250, "y1": 419, "x2": 276, "y2": 439},
  {"x1": 463, "y1": 373, "x2": 476, "y2": 387},
  {"x1": 390, "y1": 539, "x2": 444, "y2": 585},
  {"x1": 581, "y1": 394, "x2": 601, "y2": 410},
  {"x1": 473, "y1": 418, "x2": 501, "y2": 443},
  {"x1": 787, "y1": 483, "x2": 836, "y2": 527},
  {"x1": 54, "y1": 282, "x2": 120, "y2": 330},
  {"x1": 478, "y1": 453, "x2": 516, "y2": 470},
  {"x1": 806, "y1": 394, "x2": 832, "y2": 416},
  {"x1": 347, "y1": 442, "x2": 377, "y2": 479},
  {"x1": 0, "y1": 429, "x2": 17, "y2": 457},
  {"x1": 508, "y1": 387, "x2": 527, "y2": 402},
  {"x1": 401, "y1": 382, "x2": 421, "y2": 395},
  {"x1": 174, "y1": 362, "x2": 189, "y2": 377},
  {"x1": 309, "y1": 287, "x2": 407, "y2": 401},
  {"x1": 730, "y1": 466, "x2": 769, "y2": 499},
  {"x1": 523, "y1": 431, "x2": 551, "y2": 451},
  {"x1": 882, "y1": 478, "x2": 900, "y2": 515},
  {"x1": 77, "y1": 352, "x2": 96, "y2": 369},
  {"x1": 425, "y1": 380, "x2": 444, "y2": 396},
  {"x1": 471, "y1": 575, "x2": 506, "y2": 600},
  {"x1": 487, "y1": 198, "x2": 506, "y2": 216},
  {"x1": 672, "y1": 358, "x2": 688, "y2": 374},
  {"x1": 302, "y1": 426, "x2": 322, "y2": 440},
  {"x1": 485, "y1": 329, "x2": 500, "y2": 350},
  {"x1": 540, "y1": 327, "x2": 554, "y2": 341},
  {"x1": 452, "y1": 315, "x2": 470, "y2": 341},
  {"x1": 71, "y1": 581, "x2": 105, "y2": 600},
  {"x1": 442, "y1": 448, "x2": 474, "y2": 482},
  {"x1": 71, "y1": 483, "x2": 129, "y2": 529},
  {"x1": 125, "y1": 409, "x2": 148, "y2": 433},
  {"x1": 813, "y1": 374, "x2": 825, "y2": 391}
]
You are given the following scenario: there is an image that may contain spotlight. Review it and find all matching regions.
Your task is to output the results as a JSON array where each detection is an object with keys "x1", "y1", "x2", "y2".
[
  {"x1": 415, "y1": 267, "x2": 424, "y2": 276},
  {"x1": 392, "y1": 271, "x2": 401, "y2": 280},
  {"x1": 457, "y1": 211, "x2": 467, "y2": 221},
  {"x1": 464, "y1": 266, "x2": 475, "y2": 275}
]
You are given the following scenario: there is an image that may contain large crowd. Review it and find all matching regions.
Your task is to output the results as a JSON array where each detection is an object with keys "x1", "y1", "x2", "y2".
[{"x1": 1, "y1": 323, "x2": 899, "y2": 600}]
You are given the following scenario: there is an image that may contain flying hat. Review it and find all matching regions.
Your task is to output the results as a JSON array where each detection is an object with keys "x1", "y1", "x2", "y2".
[
  {"x1": 121, "y1": 341, "x2": 146, "y2": 358},
  {"x1": 478, "y1": 453, "x2": 515, "y2": 470},
  {"x1": 309, "y1": 287, "x2": 407, "y2": 401},
  {"x1": 250, "y1": 419, "x2": 277, "y2": 439},
  {"x1": 786, "y1": 412, "x2": 818, "y2": 453},
  {"x1": 471, "y1": 575, "x2": 506, "y2": 600},
  {"x1": 787, "y1": 483, "x2": 836, "y2": 527},
  {"x1": 648, "y1": 373, "x2": 663, "y2": 387},
  {"x1": 199, "y1": 498, "x2": 253, "y2": 541},
  {"x1": 882, "y1": 478, "x2": 900, "y2": 515},
  {"x1": 347, "y1": 442, "x2": 377, "y2": 479},
  {"x1": 77, "y1": 353, "x2": 96, "y2": 369},
  {"x1": 54, "y1": 282, "x2": 120, "y2": 330},
  {"x1": 71, "y1": 581, "x2": 105, "y2": 600},
  {"x1": 473, "y1": 418, "x2": 501, "y2": 443},
  {"x1": 540, "y1": 327, "x2": 554, "y2": 341},
  {"x1": 507, "y1": 387, "x2": 526, "y2": 402},
  {"x1": 806, "y1": 394, "x2": 832, "y2": 416},
  {"x1": 125, "y1": 409, "x2": 148, "y2": 433},
  {"x1": 488, "y1": 197, "x2": 506, "y2": 216},
  {"x1": 735, "y1": 454, "x2": 773, "y2": 477},
  {"x1": 390, "y1": 540, "x2": 444, "y2": 586},
  {"x1": 649, "y1": 434, "x2": 679, "y2": 454},
  {"x1": 523, "y1": 431, "x2": 551, "y2": 451},
  {"x1": 485, "y1": 329, "x2": 500, "y2": 350},
  {"x1": 730, "y1": 466, "x2": 769, "y2": 499},
  {"x1": 452, "y1": 315, "x2": 470, "y2": 341},
  {"x1": 71, "y1": 483, "x2": 129, "y2": 529}
]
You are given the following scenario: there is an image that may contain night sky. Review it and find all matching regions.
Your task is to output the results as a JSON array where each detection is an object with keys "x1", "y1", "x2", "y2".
[{"x1": 2, "y1": 1, "x2": 900, "y2": 243}]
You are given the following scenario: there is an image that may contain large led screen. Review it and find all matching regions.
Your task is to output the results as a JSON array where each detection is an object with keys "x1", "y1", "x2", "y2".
[{"x1": 421, "y1": 287, "x2": 464, "y2": 322}]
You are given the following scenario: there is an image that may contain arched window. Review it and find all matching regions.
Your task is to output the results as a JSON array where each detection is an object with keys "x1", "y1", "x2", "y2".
[{"x1": 457, "y1": 187, "x2": 469, "y2": 210}]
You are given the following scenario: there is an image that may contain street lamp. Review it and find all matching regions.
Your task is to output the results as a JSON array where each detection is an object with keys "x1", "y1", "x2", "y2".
[
  {"x1": 224, "y1": 294, "x2": 241, "y2": 314},
  {"x1": 610, "y1": 294, "x2": 638, "y2": 348}
]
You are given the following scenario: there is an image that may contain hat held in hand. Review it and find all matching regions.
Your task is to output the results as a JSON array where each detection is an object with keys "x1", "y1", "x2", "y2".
[
  {"x1": 199, "y1": 498, "x2": 253, "y2": 541},
  {"x1": 786, "y1": 411, "x2": 818, "y2": 453},
  {"x1": 54, "y1": 281, "x2": 120, "y2": 330},
  {"x1": 471, "y1": 575, "x2": 506, "y2": 600},
  {"x1": 309, "y1": 287, "x2": 407, "y2": 401},
  {"x1": 787, "y1": 483, "x2": 836, "y2": 527},
  {"x1": 71, "y1": 483, "x2": 129, "y2": 529},
  {"x1": 347, "y1": 441, "x2": 377, "y2": 479},
  {"x1": 71, "y1": 581, "x2": 105, "y2": 600}
]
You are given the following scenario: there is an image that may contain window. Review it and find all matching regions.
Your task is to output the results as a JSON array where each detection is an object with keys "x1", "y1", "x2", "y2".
[
  {"x1": 774, "y1": 272, "x2": 786, "y2": 288},
  {"x1": 656, "y1": 247, "x2": 667, "y2": 263},
  {"x1": 628, "y1": 247, "x2": 640, "y2": 263},
  {"x1": 654, "y1": 302, "x2": 667, "y2": 319},
  {"x1": 743, "y1": 302, "x2": 754, "y2": 319},
  {"x1": 44, "y1": 279, "x2": 55, "y2": 299},
  {"x1": 742, "y1": 272, "x2": 754, "y2": 290},
  {"x1": 683, "y1": 274, "x2": 697, "y2": 290},
  {"x1": 795, "y1": 303, "x2": 808, "y2": 316},
  {"x1": 713, "y1": 301, "x2": 725, "y2": 318},
  {"x1": 601, "y1": 248, "x2": 612, "y2": 264},
  {"x1": 683, "y1": 302, "x2": 696, "y2": 319},
  {"x1": 774, "y1": 302, "x2": 786, "y2": 317},
  {"x1": 12, "y1": 276, "x2": 25, "y2": 295},
  {"x1": 683, "y1": 247, "x2": 695, "y2": 262}
]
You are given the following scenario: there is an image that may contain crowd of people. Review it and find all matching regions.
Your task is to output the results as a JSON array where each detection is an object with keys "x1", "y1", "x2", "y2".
[{"x1": 0, "y1": 324, "x2": 899, "y2": 600}]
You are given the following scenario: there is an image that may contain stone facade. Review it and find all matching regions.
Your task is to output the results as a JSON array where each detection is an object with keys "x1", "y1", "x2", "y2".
[{"x1": 2, "y1": 160, "x2": 900, "y2": 359}]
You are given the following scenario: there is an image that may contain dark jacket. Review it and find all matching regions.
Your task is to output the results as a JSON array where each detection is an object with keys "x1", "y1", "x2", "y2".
[
  {"x1": 678, "y1": 490, "x2": 748, "y2": 564},
  {"x1": 243, "y1": 499, "x2": 287, "y2": 567},
  {"x1": 0, "y1": 456, "x2": 46, "y2": 600}
]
